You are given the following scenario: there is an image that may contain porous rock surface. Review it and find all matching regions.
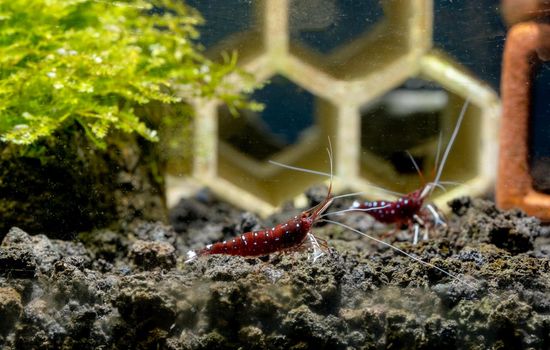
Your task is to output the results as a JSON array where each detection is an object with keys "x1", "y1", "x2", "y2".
[{"x1": 1, "y1": 194, "x2": 549, "y2": 349}]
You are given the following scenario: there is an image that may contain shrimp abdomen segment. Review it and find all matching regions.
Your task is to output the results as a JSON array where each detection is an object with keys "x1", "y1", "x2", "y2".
[{"x1": 200, "y1": 216, "x2": 312, "y2": 257}]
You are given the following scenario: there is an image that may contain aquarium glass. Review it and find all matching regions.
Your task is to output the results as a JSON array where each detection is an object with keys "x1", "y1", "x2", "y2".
[{"x1": 3, "y1": 1, "x2": 550, "y2": 349}]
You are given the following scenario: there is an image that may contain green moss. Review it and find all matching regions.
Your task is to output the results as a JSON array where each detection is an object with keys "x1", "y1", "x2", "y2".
[{"x1": 0, "y1": 0, "x2": 259, "y2": 148}]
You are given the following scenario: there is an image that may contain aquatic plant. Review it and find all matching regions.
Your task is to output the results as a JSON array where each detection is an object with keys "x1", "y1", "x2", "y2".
[{"x1": 0, "y1": 0, "x2": 258, "y2": 149}]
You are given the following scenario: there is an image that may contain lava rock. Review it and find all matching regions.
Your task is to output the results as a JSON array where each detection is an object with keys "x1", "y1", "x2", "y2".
[
  {"x1": 134, "y1": 221, "x2": 177, "y2": 245},
  {"x1": 112, "y1": 274, "x2": 178, "y2": 348},
  {"x1": 0, "y1": 287, "x2": 22, "y2": 335},
  {"x1": 15, "y1": 298, "x2": 66, "y2": 349},
  {"x1": 79, "y1": 229, "x2": 128, "y2": 262},
  {"x1": 128, "y1": 240, "x2": 176, "y2": 269},
  {"x1": 236, "y1": 212, "x2": 261, "y2": 233},
  {"x1": 2, "y1": 196, "x2": 550, "y2": 349},
  {"x1": 29, "y1": 234, "x2": 61, "y2": 274},
  {"x1": 449, "y1": 197, "x2": 538, "y2": 254},
  {"x1": 0, "y1": 227, "x2": 36, "y2": 278},
  {"x1": 282, "y1": 305, "x2": 348, "y2": 349}
]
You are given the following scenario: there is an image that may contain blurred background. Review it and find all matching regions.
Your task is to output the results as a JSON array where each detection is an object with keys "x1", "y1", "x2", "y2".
[{"x1": 170, "y1": 0, "x2": 517, "y2": 214}]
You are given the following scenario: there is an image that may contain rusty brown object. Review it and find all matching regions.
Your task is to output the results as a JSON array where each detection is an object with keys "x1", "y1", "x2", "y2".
[
  {"x1": 497, "y1": 22, "x2": 550, "y2": 220},
  {"x1": 501, "y1": 0, "x2": 550, "y2": 25}
]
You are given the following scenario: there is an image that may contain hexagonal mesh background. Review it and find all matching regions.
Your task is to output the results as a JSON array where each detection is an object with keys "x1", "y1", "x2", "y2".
[{"x1": 166, "y1": 0, "x2": 502, "y2": 216}]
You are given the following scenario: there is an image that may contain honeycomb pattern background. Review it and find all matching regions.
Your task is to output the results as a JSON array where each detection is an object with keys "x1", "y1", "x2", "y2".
[{"x1": 166, "y1": 0, "x2": 501, "y2": 216}]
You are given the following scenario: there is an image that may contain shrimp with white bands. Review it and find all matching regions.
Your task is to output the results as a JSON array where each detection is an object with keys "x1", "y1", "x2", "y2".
[{"x1": 351, "y1": 100, "x2": 470, "y2": 244}]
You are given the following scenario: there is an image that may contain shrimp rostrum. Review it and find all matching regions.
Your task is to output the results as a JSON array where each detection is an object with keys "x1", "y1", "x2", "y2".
[{"x1": 351, "y1": 100, "x2": 470, "y2": 244}]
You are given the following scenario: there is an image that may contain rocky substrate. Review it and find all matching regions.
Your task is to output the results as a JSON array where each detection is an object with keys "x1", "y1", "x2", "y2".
[{"x1": 1, "y1": 192, "x2": 549, "y2": 349}]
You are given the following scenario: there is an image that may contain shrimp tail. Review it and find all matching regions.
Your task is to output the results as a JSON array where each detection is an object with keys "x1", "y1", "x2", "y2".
[{"x1": 185, "y1": 249, "x2": 201, "y2": 263}]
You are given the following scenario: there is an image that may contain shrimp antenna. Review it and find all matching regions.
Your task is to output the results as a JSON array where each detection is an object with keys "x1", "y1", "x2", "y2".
[
  {"x1": 432, "y1": 131, "x2": 444, "y2": 179},
  {"x1": 310, "y1": 137, "x2": 335, "y2": 218},
  {"x1": 270, "y1": 150, "x2": 404, "y2": 198},
  {"x1": 423, "y1": 180, "x2": 465, "y2": 194},
  {"x1": 268, "y1": 161, "x2": 331, "y2": 177},
  {"x1": 405, "y1": 150, "x2": 425, "y2": 185},
  {"x1": 269, "y1": 137, "x2": 335, "y2": 180},
  {"x1": 326, "y1": 137, "x2": 334, "y2": 195},
  {"x1": 321, "y1": 219, "x2": 477, "y2": 289},
  {"x1": 425, "y1": 182, "x2": 448, "y2": 193},
  {"x1": 426, "y1": 99, "x2": 470, "y2": 197},
  {"x1": 269, "y1": 137, "x2": 334, "y2": 200},
  {"x1": 438, "y1": 180, "x2": 464, "y2": 187}
]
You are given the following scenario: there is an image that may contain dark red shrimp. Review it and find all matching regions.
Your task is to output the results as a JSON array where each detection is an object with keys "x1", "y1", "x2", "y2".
[
  {"x1": 185, "y1": 174, "x2": 334, "y2": 262},
  {"x1": 350, "y1": 100, "x2": 470, "y2": 243},
  {"x1": 351, "y1": 189, "x2": 424, "y2": 227},
  {"x1": 350, "y1": 187, "x2": 444, "y2": 244}
]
